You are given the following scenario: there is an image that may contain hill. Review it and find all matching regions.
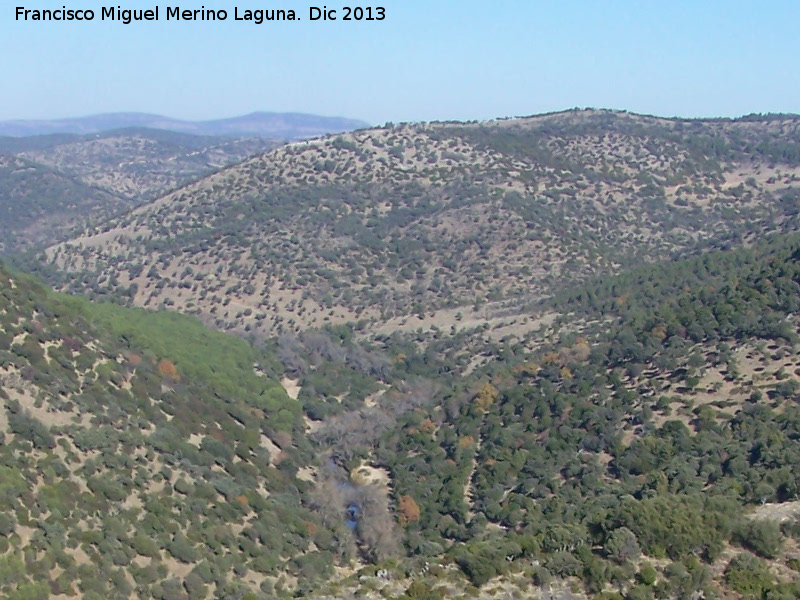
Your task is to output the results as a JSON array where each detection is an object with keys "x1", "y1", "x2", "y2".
[
  {"x1": 0, "y1": 112, "x2": 370, "y2": 140},
  {"x1": 9, "y1": 232, "x2": 800, "y2": 600},
  {"x1": 0, "y1": 155, "x2": 126, "y2": 254},
  {"x1": 348, "y1": 229, "x2": 800, "y2": 600},
  {"x1": 0, "y1": 112, "x2": 369, "y2": 254},
  {"x1": 45, "y1": 109, "x2": 800, "y2": 339},
  {"x1": 0, "y1": 130, "x2": 278, "y2": 253},
  {"x1": 0, "y1": 264, "x2": 329, "y2": 599},
  {"x1": 15, "y1": 128, "x2": 280, "y2": 203},
  {"x1": 6, "y1": 109, "x2": 800, "y2": 599}
]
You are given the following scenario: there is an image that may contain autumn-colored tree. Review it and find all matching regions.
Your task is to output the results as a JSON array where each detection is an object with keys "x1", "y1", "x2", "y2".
[
  {"x1": 512, "y1": 361, "x2": 540, "y2": 377},
  {"x1": 398, "y1": 494, "x2": 420, "y2": 525},
  {"x1": 473, "y1": 382, "x2": 499, "y2": 414},
  {"x1": 541, "y1": 351, "x2": 561, "y2": 366},
  {"x1": 303, "y1": 520, "x2": 317, "y2": 536},
  {"x1": 651, "y1": 324, "x2": 667, "y2": 340},
  {"x1": 419, "y1": 418, "x2": 436, "y2": 434},
  {"x1": 157, "y1": 358, "x2": 179, "y2": 380},
  {"x1": 458, "y1": 435, "x2": 476, "y2": 449}
]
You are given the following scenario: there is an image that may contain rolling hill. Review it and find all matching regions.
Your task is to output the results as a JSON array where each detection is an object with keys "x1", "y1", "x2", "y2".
[
  {"x1": 15, "y1": 128, "x2": 280, "y2": 203},
  {"x1": 45, "y1": 109, "x2": 800, "y2": 340},
  {"x1": 0, "y1": 112, "x2": 369, "y2": 254},
  {"x1": 7, "y1": 231, "x2": 800, "y2": 599},
  {"x1": 0, "y1": 264, "x2": 314, "y2": 599},
  {"x1": 0, "y1": 130, "x2": 279, "y2": 253},
  {"x1": 0, "y1": 155, "x2": 126, "y2": 254},
  {"x1": 7, "y1": 108, "x2": 800, "y2": 599}
]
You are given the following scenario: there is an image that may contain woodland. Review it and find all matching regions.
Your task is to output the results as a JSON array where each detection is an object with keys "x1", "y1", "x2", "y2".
[{"x1": 1, "y1": 109, "x2": 800, "y2": 599}]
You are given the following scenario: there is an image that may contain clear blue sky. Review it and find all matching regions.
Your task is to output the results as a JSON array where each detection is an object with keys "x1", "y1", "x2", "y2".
[{"x1": 2, "y1": 1, "x2": 799, "y2": 125}]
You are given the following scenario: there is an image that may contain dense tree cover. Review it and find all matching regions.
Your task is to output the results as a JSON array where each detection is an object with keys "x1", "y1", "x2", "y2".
[
  {"x1": 0, "y1": 266, "x2": 340, "y2": 599},
  {"x1": 5, "y1": 231, "x2": 800, "y2": 597},
  {"x1": 6, "y1": 110, "x2": 800, "y2": 598},
  {"x1": 354, "y1": 231, "x2": 800, "y2": 596},
  {"x1": 556, "y1": 230, "x2": 800, "y2": 341}
]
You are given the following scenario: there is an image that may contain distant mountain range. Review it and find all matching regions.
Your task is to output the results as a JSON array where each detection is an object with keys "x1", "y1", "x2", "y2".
[{"x1": 0, "y1": 111, "x2": 370, "y2": 139}]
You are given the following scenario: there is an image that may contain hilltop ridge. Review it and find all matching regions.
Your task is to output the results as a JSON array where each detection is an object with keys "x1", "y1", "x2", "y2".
[{"x1": 45, "y1": 109, "x2": 800, "y2": 338}]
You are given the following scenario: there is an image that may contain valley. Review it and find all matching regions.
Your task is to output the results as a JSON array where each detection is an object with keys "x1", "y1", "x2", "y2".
[{"x1": 1, "y1": 109, "x2": 800, "y2": 600}]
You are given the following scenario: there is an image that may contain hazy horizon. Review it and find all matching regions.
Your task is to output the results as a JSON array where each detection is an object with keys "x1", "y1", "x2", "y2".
[{"x1": 3, "y1": 106, "x2": 800, "y2": 132}]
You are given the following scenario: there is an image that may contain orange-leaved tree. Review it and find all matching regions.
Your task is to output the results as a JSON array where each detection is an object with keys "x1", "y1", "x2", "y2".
[
  {"x1": 157, "y1": 358, "x2": 179, "y2": 380},
  {"x1": 398, "y1": 494, "x2": 420, "y2": 525}
]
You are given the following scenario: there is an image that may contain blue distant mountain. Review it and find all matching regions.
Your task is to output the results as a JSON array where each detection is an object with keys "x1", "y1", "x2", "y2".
[{"x1": 0, "y1": 111, "x2": 370, "y2": 140}]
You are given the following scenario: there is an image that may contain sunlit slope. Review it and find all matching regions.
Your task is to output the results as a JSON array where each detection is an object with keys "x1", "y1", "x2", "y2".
[
  {"x1": 0, "y1": 266, "x2": 339, "y2": 599},
  {"x1": 47, "y1": 110, "x2": 800, "y2": 338}
]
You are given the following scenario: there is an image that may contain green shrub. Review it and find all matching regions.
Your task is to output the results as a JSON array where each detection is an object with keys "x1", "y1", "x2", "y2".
[
  {"x1": 735, "y1": 519, "x2": 783, "y2": 559},
  {"x1": 637, "y1": 562, "x2": 657, "y2": 586},
  {"x1": 724, "y1": 553, "x2": 774, "y2": 598}
]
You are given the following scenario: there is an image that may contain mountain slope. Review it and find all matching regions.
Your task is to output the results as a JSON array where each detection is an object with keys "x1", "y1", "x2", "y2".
[
  {"x1": 0, "y1": 265, "x2": 336, "y2": 599},
  {"x1": 0, "y1": 130, "x2": 279, "y2": 254},
  {"x1": 12, "y1": 233, "x2": 800, "y2": 600},
  {"x1": 0, "y1": 112, "x2": 370, "y2": 140},
  {"x1": 0, "y1": 155, "x2": 126, "y2": 253},
  {"x1": 17, "y1": 128, "x2": 279, "y2": 202},
  {"x1": 339, "y1": 230, "x2": 800, "y2": 598},
  {"x1": 7, "y1": 108, "x2": 800, "y2": 599},
  {"x1": 46, "y1": 109, "x2": 800, "y2": 338}
]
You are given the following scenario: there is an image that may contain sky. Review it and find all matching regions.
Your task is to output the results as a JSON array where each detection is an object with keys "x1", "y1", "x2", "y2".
[{"x1": 2, "y1": 1, "x2": 799, "y2": 125}]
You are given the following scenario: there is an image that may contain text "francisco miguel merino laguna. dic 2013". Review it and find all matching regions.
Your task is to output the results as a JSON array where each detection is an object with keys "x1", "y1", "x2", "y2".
[{"x1": 15, "y1": 6, "x2": 387, "y2": 24}]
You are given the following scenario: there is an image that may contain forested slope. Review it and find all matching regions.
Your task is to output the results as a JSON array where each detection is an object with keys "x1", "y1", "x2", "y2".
[
  {"x1": 44, "y1": 110, "x2": 800, "y2": 339},
  {"x1": 0, "y1": 265, "x2": 343, "y2": 599},
  {"x1": 6, "y1": 110, "x2": 800, "y2": 599},
  {"x1": 328, "y1": 231, "x2": 800, "y2": 599},
  {"x1": 0, "y1": 130, "x2": 278, "y2": 254}
]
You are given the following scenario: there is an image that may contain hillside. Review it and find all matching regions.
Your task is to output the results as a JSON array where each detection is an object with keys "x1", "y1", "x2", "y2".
[
  {"x1": 7, "y1": 109, "x2": 800, "y2": 599},
  {"x1": 46, "y1": 109, "x2": 800, "y2": 339},
  {"x1": 0, "y1": 155, "x2": 126, "y2": 254},
  {"x1": 0, "y1": 264, "x2": 329, "y2": 599},
  {"x1": 353, "y1": 230, "x2": 800, "y2": 600},
  {"x1": 0, "y1": 130, "x2": 278, "y2": 253},
  {"x1": 9, "y1": 232, "x2": 800, "y2": 600},
  {"x1": 0, "y1": 112, "x2": 370, "y2": 140},
  {"x1": 16, "y1": 129, "x2": 279, "y2": 202}
]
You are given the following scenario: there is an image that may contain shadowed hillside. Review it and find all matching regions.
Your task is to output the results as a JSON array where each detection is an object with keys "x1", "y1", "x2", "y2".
[
  {"x1": 0, "y1": 155, "x2": 126, "y2": 254},
  {"x1": 0, "y1": 130, "x2": 278, "y2": 253}
]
